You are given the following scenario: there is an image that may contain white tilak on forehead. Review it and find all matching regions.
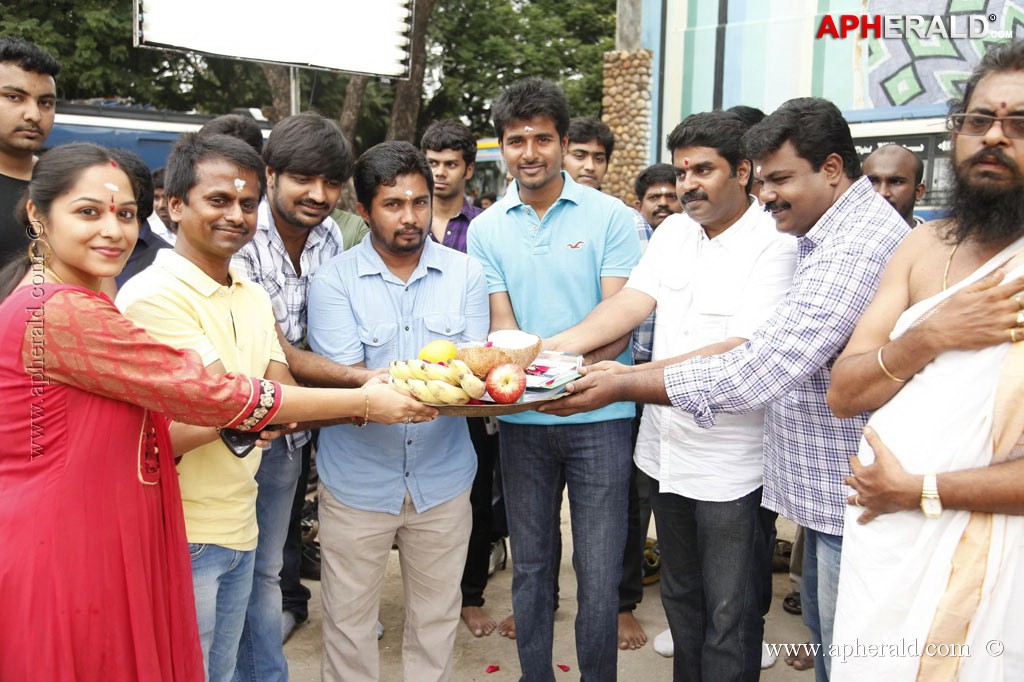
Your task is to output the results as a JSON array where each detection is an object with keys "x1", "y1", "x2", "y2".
[
  {"x1": 234, "y1": 178, "x2": 246, "y2": 192},
  {"x1": 104, "y1": 183, "x2": 120, "y2": 192},
  {"x1": 405, "y1": 189, "x2": 413, "y2": 197},
  {"x1": 524, "y1": 125, "x2": 534, "y2": 132}
]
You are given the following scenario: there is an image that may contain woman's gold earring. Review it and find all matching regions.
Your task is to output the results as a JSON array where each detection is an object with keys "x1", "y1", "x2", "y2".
[
  {"x1": 25, "y1": 220, "x2": 44, "y2": 240},
  {"x1": 27, "y1": 238, "x2": 53, "y2": 265}
]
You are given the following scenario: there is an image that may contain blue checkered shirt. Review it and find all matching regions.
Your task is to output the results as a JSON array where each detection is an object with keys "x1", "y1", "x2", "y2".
[
  {"x1": 664, "y1": 177, "x2": 909, "y2": 535},
  {"x1": 233, "y1": 199, "x2": 346, "y2": 450},
  {"x1": 630, "y1": 208, "x2": 655, "y2": 364}
]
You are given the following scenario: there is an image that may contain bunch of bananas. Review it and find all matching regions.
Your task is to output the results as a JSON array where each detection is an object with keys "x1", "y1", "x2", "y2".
[{"x1": 388, "y1": 358, "x2": 487, "y2": 405}]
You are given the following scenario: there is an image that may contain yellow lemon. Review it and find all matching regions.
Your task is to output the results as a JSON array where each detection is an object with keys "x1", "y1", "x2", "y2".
[{"x1": 418, "y1": 339, "x2": 458, "y2": 363}]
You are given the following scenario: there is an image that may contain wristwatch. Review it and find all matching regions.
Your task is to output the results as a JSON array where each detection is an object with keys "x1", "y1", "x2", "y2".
[{"x1": 920, "y1": 474, "x2": 942, "y2": 518}]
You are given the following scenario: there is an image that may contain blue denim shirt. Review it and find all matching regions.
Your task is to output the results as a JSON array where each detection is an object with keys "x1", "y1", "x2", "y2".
[{"x1": 308, "y1": 237, "x2": 488, "y2": 514}]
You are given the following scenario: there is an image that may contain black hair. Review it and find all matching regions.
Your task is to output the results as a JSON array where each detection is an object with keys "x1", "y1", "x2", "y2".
[
  {"x1": 742, "y1": 97, "x2": 861, "y2": 179},
  {"x1": 353, "y1": 141, "x2": 433, "y2": 208},
  {"x1": 474, "y1": 192, "x2": 497, "y2": 208},
  {"x1": 108, "y1": 149, "x2": 153, "y2": 224},
  {"x1": 567, "y1": 117, "x2": 615, "y2": 160},
  {"x1": 491, "y1": 77, "x2": 570, "y2": 143},
  {"x1": 420, "y1": 119, "x2": 478, "y2": 166},
  {"x1": 0, "y1": 36, "x2": 60, "y2": 77},
  {"x1": 634, "y1": 163, "x2": 678, "y2": 201},
  {"x1": 0, "y1": 143, "x2": 123, "y2": 298},
  {"x1": 199, "y1": 114, "x2": 264, "y2": 154},
  {"x1": 263, "y1": 112, "x2": 354, "y2": 183},
  {"x1": 666, "y1": 110, "x2": 750, "y2": 175},
  {"x1": 951, "y1": 39, "x2": 1024, "y2": 116},
  {"x1": 727, "y1": 105, "x2": 766, "y2": 128},
  {"x1": 164, "y1": 133, "x2": 266, "y2": 203},
  {"x1": 152, "y1": 167, "x2": 166, "y2": 190}
]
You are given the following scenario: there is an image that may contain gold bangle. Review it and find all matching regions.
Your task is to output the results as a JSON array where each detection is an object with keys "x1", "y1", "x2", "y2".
[
  {"x1": 877, "y1": 346, "x2": 907, "y2": 383},
  {"x1": 353, "y1": 387, "x2": 370, "y2": 427}
]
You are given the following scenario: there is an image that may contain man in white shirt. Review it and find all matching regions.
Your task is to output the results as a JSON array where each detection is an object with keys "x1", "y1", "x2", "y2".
[{"x1": 545, "y1": 110, "x2": 797, "y2": 681}]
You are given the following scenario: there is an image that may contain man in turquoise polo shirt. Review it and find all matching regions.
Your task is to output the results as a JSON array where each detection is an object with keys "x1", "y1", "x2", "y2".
[{"x1": 468, "y1": 77, "x2": 641, "y2": 681}]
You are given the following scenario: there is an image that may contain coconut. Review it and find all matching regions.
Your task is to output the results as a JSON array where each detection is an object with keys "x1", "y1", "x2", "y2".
[
  {"x1": 456, "y1": 343, "x2": 513, "y2": 379},
  {"x1": 487, "y1": 330, "x2": 542, "y2": 370}
]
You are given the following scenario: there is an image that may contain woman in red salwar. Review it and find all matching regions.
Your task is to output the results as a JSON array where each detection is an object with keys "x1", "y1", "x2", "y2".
[{"x1": 0, "y1": 143, "x2": 436, "y2": 681}]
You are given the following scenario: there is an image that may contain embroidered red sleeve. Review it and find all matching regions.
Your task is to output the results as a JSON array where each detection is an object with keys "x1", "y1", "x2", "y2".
[{"x1": 22, "y1": 288, "x2": 282, "y2": 430}]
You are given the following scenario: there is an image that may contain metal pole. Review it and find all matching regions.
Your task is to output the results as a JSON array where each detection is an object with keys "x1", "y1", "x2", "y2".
[{"x1": 290, "y1": 66, "x2": 300, "y2": 116}]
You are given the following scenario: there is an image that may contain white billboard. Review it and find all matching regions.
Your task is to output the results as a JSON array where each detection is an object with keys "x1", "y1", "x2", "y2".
[{"x1": 133, "y1": 0, "x2": 413, "y2": 78}]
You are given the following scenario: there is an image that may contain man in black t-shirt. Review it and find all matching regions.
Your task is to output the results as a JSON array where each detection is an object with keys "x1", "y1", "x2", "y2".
[{"x1": 0, "y1": 37, "x2": 60, "y2": 265}]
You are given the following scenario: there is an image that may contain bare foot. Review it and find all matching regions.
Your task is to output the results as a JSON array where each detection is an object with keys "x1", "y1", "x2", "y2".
[
  {"x1": 460, "y1": 606, "x2": 497, "y2": 637},
  {"x1": 784, "y1": 642, "x2": 815, "y2": 671},
  {"x1": 497, "y1": 613, "x2": 516, "y2": 639},
  {"x1": 618, "y1": 611, "x2": 647, "y2": 650}
]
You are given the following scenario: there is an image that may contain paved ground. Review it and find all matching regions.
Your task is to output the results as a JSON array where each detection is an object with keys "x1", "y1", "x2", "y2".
[{"x1": 285, "y1": 503, "x2": 812, "y2": 680}]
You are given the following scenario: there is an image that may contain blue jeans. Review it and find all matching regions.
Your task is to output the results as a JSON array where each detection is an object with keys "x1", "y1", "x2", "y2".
[
  {"x1": 802, "y1": 528, "x2": 843, "y2": 682},
  {"x1": 651, "y1": 480, "x2": 765, "y2": 682},
  {"x1": 499, "y1": 419, "x2": 632, "y2": 682},
  {"x1": 234, "y1": 439, "x2": 304, "y2": 682},
  {"x1": 191, "y1": 543, "x2": 256, "y2": 682}
]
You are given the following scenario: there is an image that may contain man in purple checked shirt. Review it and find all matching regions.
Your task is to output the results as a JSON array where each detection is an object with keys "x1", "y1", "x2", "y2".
[{"x1": 422, "y1": 119, "x2": 482, "y2": 252}]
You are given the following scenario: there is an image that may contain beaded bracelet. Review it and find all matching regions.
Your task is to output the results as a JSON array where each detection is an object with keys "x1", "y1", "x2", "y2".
[{"x1": 877, "y1": 346, "x2": 907, "y2": 383}]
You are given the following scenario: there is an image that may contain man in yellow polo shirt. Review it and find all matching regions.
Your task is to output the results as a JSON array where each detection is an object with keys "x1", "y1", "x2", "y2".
[{"x1": 118, "y1": 133, "x2": 292, "y2": 682}]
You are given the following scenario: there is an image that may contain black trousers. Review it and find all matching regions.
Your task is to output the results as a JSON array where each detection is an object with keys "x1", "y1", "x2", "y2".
[
  {"x1": 460, "y1": 417, "x2": 503, "y2": 607},
  {"x1": 281, "y1": 441, "x2": 313, "y2": 621}
]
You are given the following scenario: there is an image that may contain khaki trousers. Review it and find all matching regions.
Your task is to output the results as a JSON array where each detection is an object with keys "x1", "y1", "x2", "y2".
[{"x1": 318, "y1": 486, "x2": 471, "y2": 682}]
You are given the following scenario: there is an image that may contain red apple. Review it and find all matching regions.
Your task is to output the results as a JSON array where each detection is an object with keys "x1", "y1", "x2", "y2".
[{"x1": 486, "y1": 363, "x2": 527, "y2": 404}]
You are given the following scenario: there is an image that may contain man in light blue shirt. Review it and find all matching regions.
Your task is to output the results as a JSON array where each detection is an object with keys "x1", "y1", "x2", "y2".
[
  {"x1": 468, "y1": 77, "x2": 641, "y2": 681},
  {"x1": 308, "y1": 141, "x2": 488, "y2": 682}
]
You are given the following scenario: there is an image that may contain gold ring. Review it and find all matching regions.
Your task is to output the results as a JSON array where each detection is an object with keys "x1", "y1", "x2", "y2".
[
  {"x1": 854, "y1": 495, "x2": 864, "y2": 508},
  {"x1": 1013, "y1": 328, "x2": 1020, "y2": 344},
  {"x1": 405, "y1": 417, "x2": 412, "y2": 424}
]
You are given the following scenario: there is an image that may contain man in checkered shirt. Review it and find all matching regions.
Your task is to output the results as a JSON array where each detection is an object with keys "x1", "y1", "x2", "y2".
[
  {"x1": 232, "y1": 112, "x2": 377, "y2": 681},
  {"x1": 543, "y1": 98, "x2": 910, "y2": 681}
]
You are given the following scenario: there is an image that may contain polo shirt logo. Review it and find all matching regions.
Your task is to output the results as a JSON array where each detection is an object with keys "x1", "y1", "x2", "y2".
[{"x1": 566, "y1": 241, "x2": 585, "y2": 250}]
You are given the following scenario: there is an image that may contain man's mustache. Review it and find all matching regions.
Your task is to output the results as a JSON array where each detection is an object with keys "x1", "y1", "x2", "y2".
[
  {"x1": 763, "y1": 200, "x2": 792, "y2": 213},
  {"x1": 963, "y1": 147, "x2": 1020, "y2": 174}
]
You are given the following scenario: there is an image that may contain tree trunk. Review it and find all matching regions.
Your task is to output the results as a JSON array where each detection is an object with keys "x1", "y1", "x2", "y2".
[
  {"x1": 338, "y1": 75, "x2": 369, "y2": 141},
  {"x1": 260, "y1": 63, "x2": 292, "y2": 123},
  {"x1": 386, "y1": 0, "x2": 438, "y2": 142}
]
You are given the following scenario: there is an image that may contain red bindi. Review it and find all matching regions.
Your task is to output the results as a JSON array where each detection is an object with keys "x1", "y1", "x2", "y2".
[
  {"x1": 109, "y1": 196, "x2": 116, "y2": 213},
  {"x1": 111, "y1": 160, "x2": 118, "y2": 168}
]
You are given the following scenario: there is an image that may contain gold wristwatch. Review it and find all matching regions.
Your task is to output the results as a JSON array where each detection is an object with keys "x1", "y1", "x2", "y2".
[{"x1": 920, "y1": 474, "x2": 942, "y2": 518}]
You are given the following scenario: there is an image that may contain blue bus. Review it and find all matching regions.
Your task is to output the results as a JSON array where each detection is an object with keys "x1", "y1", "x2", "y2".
[{"x1": 48, "y1": 104, "x2": 270, "y2": 171}]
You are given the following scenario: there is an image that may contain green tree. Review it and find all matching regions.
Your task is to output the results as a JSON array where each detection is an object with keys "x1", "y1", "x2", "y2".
[
  {"x1": 422, "y1": 0, "x2": 615, "y2": 137},
  {"x1": 3, "y1": 0, "x2": 616, "y2": 150}
]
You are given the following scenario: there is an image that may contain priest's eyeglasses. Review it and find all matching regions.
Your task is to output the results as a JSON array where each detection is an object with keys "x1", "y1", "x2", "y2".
[{"x1": 947, "y1": 113, "x2": 1024, "y2": 139}]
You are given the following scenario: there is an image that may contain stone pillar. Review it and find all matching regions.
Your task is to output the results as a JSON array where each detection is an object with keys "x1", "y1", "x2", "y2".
[{"x1": 601, "y1": 49, "x2": 653, "y2": 206}]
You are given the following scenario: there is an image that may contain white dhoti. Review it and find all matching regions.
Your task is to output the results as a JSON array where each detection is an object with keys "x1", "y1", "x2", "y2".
[{"x1": 832, "y1": 239, "x2": 1024, "y2": 681}]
